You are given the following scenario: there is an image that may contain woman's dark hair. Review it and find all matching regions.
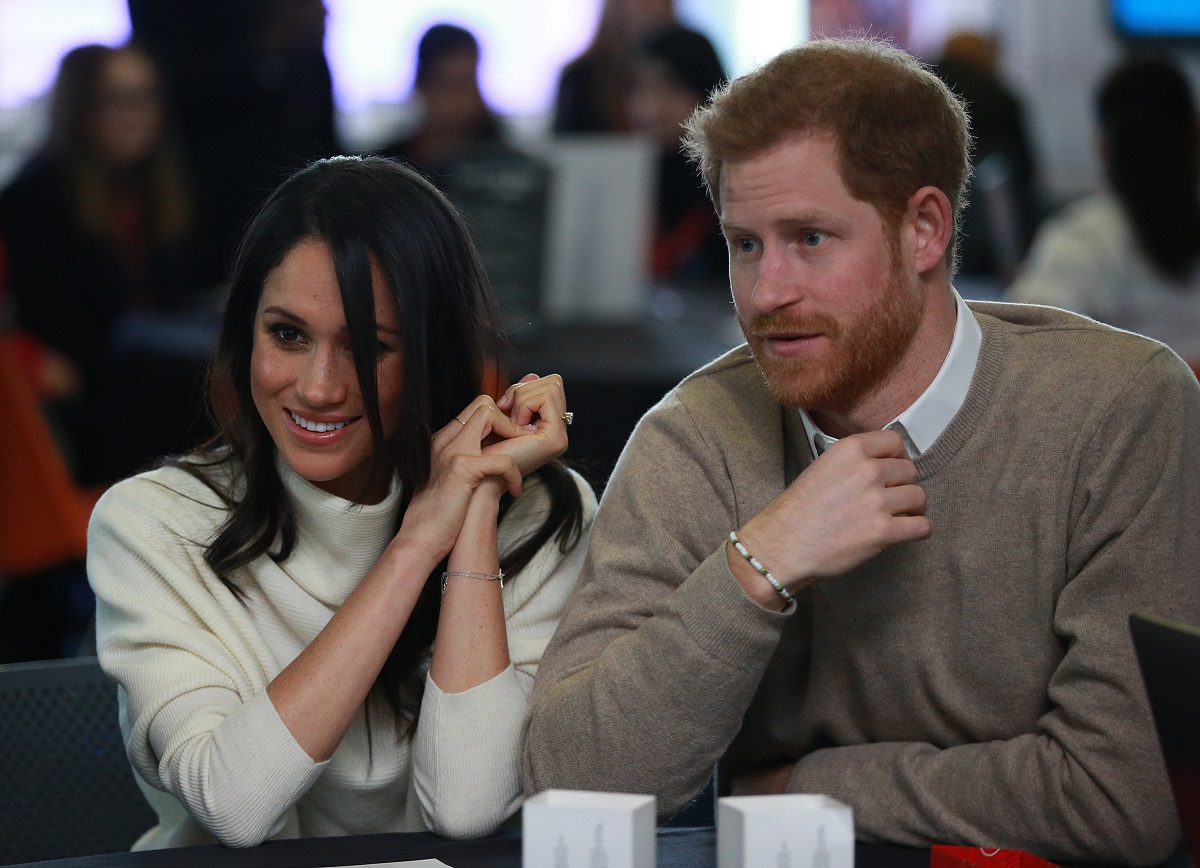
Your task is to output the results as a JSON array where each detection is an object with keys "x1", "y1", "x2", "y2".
[
  {"x1": 188, "y1": 155, "x2": 583, "y2": 733},
  {"x1": 1098, "y1": 58, "x2": 1200, "y2": 281}
]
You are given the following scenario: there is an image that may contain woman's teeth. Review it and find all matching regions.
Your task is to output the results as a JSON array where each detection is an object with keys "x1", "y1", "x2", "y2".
[{"x1": 290, "y1": 411, "x2": 347, "y2": 432}]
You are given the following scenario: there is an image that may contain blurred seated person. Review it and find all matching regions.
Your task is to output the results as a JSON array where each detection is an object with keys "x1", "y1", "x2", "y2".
[
  {"x1": 127, "y1": 0, "x2": 339, "y2": 286},
  {"x1": 378, "y1": 24, "x2": 551, "y2": 341},
  {"x1": 0, "y1": 42, "x2": 209, "y2": 484},
  {"x1": 0, "y1": 236, "x2": 82, "y2": 405},
  {"x1": 1007, "y1": 58, "x2": 1200, "y2": 360},
  {"x1": 933, "y1": 31, "x2": 1040, "y2": 280},
  {"x1": 553, "y1": 0, "x2": 677, "y2": 134},
  {"x1": 377, "y1": 24, "x2": 501, "y2": 178},
  {"x1": 627, "y1": 24, "x2": 727, "y2": 286}
]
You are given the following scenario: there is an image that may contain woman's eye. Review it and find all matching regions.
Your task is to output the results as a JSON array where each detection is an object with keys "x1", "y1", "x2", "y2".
[
  {"x1": 736, "y1": 237, "x2": 759, "y2": 254},
  {"x1": 269, "y1": 324, "x2": 304, "y2": 345}
]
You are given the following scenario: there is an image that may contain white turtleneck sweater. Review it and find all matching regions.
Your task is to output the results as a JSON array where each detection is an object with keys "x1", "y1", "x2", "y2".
[{"x1": 87, "y1": 456, "x2": 595, "y2": 849}]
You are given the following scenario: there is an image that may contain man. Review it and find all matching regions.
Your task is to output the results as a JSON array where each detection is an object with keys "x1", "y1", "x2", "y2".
[{"x1": 521, "y1": 38, "x2": 1200, "y2": 865}]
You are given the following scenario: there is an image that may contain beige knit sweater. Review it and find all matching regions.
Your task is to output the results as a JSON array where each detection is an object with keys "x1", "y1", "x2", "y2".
[{"x1": 522, "y1": 302, "x2": 1200, "y2": 866}]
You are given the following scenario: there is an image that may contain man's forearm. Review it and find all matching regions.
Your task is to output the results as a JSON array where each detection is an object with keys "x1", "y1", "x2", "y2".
[{"x1": 522, "y1": 547, "x2": 787, "y2": 815}]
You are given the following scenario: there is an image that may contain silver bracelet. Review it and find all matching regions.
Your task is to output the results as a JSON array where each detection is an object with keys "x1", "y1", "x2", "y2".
[
  {"x1": 441, "y1": 568, "x2": 505, "y2": 596},
  {"x1": 729, "y1": 531, "x2": 794, "y2": 607}
]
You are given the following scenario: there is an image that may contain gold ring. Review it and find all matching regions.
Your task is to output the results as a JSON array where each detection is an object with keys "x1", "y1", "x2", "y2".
[
  {"x1": 561, "y1": 412, "x2": 573, "y2": 426},
  {"x1": 455, "y1": 418, "x2": 466, "y2": 426}
]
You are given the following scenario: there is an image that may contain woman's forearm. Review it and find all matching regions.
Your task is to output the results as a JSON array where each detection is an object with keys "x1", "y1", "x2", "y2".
[
  {"x1": 429, "y1": 478, "x2": 510, "y2": 693},
  {"x1": 266, "y1": 538, "x2": 436, "y2": 762}
]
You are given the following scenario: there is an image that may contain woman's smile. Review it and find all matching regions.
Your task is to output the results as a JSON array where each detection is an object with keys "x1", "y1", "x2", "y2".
[{"x1": 250, "y1": 239, "x2": 403, "y2": 504}]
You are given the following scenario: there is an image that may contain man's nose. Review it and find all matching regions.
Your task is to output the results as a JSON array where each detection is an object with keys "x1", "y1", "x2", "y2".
[{"x1": 749, "y1": 244, "x2": 802, "y2": 313}]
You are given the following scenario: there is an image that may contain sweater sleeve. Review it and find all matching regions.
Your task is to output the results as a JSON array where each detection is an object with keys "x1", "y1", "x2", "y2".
[
  {"x1": 522, "y1": 393, "x2": 793, "y2": 816},
  {"x1": 88, "y1": 474, "x2": 325, "y2": 848},
  {"x1": 410, "y1": 469, "x2": 597, "y2": 838},
  {"x1": 785, "y1": 348, "x2": 1200, "y2": 866}
]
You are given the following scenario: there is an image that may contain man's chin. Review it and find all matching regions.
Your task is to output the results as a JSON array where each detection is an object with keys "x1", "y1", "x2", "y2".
[{"x1": 755, "y1": 356, "x2": 832, "y2": 410}]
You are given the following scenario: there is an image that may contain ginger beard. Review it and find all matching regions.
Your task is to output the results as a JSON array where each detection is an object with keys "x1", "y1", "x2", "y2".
[{"x1": 738, "y1": 235, "x2": 925, "y2": 413}]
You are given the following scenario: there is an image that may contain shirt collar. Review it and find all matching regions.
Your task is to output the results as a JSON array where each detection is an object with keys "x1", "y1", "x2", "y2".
[{"x1": 798, "y1": 289, "x2": 982, "y2": 459}]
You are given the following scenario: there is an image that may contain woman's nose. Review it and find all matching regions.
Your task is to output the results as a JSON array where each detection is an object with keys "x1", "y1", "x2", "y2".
[{"x1": 296, "y1": 347, "x2": 350, "y2": 406}]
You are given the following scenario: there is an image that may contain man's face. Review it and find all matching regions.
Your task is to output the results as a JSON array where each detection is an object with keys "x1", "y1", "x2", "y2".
[{"x1": 720, "y1": 133, "x2": 924, "y2": 413}]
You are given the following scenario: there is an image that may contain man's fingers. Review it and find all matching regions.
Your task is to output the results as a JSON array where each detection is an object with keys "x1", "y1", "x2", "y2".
[
  {"x1": 879, "y1": 457, "x2": 919, "y2": 488},
  {"x1": 884, "y1": 513, "x2": 934, "y2": 545},
  {"x1": 883, "y1": 482, "x2": 927, "y2": 517},
  {"x1": 839, "y1": 428, "x2": 909, "y2": 459}
]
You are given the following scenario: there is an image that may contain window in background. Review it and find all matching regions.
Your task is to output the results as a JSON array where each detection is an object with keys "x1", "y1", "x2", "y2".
[{"x1": 0, "y1": 0, "x2": 130, "y2": 108}]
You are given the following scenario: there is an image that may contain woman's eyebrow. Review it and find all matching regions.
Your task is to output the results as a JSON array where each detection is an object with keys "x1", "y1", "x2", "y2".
[{"x1": 260, "y1": 305, "x2": 307, "y2": 324}]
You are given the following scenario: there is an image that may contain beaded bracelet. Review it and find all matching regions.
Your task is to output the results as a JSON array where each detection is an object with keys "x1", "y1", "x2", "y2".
[
  {"x1": 728, "y1": 531, "x2": 794, "y2": 607},
  {"x1": 441, "y1": 568, "x2": 505, "y2": 596}
]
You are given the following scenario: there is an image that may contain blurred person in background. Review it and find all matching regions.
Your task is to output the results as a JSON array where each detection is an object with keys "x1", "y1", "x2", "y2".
[
  {"x1": 377, "y1": 23, "x2": 502, "y2": 177},
  {"x1": 128, "y1": 0, "x2": 338, "y2": 282},
  {"x1": 1007, "y1": 58, "x2": 1200, "y2": 362},
  {"x1": 0, "y1": 42, "x2": 208, "y2": 486},
  {"x1": 553, "y1": 0, "x2": 676, "y2": 134},
  {"x1": 0, "y1": 234, "x2": 96, "y2": 664},
  {"x1": 627, "y1": 23, "x2": 727, "y2": 286},
  {"x1": 933, "y1": 31, "x2": 1041, "y2": 282}
]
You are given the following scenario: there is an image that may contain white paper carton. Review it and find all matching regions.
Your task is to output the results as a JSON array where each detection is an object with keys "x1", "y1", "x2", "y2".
[
  {"x1": 717, "y1": 794, "x2": 854, "y2": 868},
  {"x1": 522, "y1": 789, "x2": 656, "y2": 868}
]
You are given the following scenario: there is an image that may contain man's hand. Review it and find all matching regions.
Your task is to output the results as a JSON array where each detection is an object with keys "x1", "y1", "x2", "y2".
[
  {"x1": 730, "y1": 761, "x2": 797, "y2": 796},
  {"x1": 729, "y1": 429, "x2": 930, "y2": 608}
]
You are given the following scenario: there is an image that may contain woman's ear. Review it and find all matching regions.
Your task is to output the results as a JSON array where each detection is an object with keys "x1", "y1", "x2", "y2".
[{"x1": 902, "y1": 185, "x2": 953, "y2": 275}]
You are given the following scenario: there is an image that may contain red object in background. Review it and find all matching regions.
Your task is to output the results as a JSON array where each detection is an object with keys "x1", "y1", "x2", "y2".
[{"x1": 930, "y1": 846, "x2": 1061, "y2": 868}]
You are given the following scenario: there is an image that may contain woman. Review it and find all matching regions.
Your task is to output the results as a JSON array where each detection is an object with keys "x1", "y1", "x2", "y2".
[
  {"x1": 552, "y1": 0, "x2": 677, "y2": 134},
  {"x1": 377, "y1": 23, "x2": 502, "y2": 176},
  {"x1": 626, "y1": 24, "x2": 727, "y2": 285},
  {"x1": 87, "y1": 156, "x2": 594, "y2": 848},
  {"x1": 0, "y1": 42, "x2": 208, "y2": 484},
  {"x1": 1007, "y1": 58, "x2": 1200, "y2": 360}
]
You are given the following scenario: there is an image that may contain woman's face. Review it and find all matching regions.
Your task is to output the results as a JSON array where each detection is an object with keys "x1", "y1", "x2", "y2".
[
  {"x1": 89, "y1": 49, "x2": 163, "y2": 168},
  {"x1": 420, "y1": 48, "x2": 487, "y2": 137},
  {"x1": 250, "y1": 239, "x2": 404, "y2": 504},
  {"x1": 627, "y1": 58, "x2": 700, "y2": 149}
]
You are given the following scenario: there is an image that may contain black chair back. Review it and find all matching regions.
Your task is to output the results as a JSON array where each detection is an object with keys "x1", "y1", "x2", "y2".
[{"x1": 0, "y1": 656, "x2": 155, "y2": 862}]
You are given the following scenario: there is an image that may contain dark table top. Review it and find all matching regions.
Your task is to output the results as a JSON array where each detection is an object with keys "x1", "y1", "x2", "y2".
[{"x1": 9, "y1": 828, "x2": 1192, "y2": 868}]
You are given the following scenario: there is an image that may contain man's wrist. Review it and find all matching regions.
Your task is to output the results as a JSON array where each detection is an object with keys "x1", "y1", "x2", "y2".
[{"x1": 726, "y1": 539, "x2": 788, "y2": 612}]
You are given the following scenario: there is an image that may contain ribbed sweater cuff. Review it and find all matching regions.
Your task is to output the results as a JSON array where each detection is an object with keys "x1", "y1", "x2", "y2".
[
  {"x1": 199, "y1": 690, "x2": 327, "y2": 844},
  {"x1": 415, "y1": 665, "x2": 525, "y2": 835},
  {"x1": 673, "y1": 545, "x2": 792, "y2": 673}
]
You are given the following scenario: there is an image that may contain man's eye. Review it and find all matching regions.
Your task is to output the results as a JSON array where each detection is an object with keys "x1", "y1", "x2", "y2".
[
  {"x1": 802, "y1": 232, "x2": 826, "y2": 247},
  {"x1": 737, "y1": 237, "x2": 759, "y2": 253}
]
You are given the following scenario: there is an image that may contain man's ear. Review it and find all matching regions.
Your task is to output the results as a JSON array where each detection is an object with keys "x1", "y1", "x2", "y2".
[{"x1": 903, "y1": 185, "x2": 953, "y2": 275}]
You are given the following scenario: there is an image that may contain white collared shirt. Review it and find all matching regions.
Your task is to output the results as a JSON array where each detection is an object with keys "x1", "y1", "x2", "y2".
[{"x1": 799, "y1": 289, "x2": 982, "y2": 459}]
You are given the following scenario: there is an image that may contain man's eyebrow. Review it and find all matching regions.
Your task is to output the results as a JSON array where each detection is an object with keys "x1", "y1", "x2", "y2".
[{"x1": 719, "y1": 213, "x2": 841, "y2": 234}]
